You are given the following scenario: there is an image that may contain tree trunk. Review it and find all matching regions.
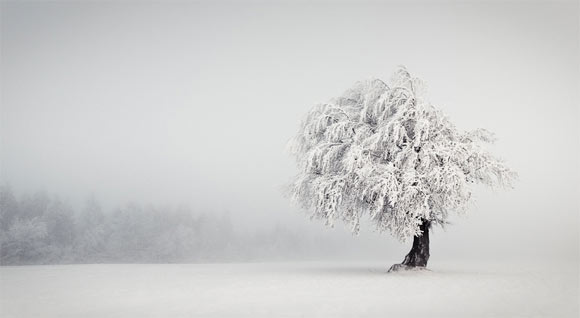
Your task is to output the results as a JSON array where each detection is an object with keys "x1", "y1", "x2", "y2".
[{"x1": 388, "y1": 219, "x2": 431, "y2": 272}]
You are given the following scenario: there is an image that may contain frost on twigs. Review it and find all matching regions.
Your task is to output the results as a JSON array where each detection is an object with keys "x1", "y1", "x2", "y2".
[{"x1": 288, "y1": 66, "x2": 517, "y2": 242}]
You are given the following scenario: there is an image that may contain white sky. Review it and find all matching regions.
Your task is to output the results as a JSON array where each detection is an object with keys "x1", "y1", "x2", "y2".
[{"x1": 1, "y1": 1, "x2": 578, "y2": 260}]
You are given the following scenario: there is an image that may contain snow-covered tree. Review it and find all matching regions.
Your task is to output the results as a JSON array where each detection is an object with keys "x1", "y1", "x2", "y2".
[{"x1": 288, "y1": 66, "x2": 516, "y2": 271}]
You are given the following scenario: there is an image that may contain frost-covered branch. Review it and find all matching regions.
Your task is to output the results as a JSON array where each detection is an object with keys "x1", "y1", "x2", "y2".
[{"x1": 288, "y1": 66, "x2": 517, "y2": 241}]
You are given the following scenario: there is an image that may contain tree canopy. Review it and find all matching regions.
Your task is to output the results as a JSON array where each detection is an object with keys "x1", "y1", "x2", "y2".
[{"x1": 289, "y1": 67, "x2": 516, "y2": 241}]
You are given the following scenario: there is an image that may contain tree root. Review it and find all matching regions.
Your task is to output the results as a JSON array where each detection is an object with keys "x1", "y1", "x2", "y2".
[{"x1": 387, "y1": 263, "x2": 430, "y2": 273}]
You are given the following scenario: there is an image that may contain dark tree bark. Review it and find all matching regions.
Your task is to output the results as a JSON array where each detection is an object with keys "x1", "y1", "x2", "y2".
[{"x1": 388, "y1": 219, "x2": 431, "y2": 272}]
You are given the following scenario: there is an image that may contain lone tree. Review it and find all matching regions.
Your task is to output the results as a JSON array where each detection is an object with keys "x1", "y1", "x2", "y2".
[{"x1": 288, "y1": 67, "x2": 516, "y2": 271}]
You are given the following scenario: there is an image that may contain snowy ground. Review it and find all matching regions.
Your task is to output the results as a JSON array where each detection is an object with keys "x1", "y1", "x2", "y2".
[{"x1": 1, "y1": 260, "x2": 578, "y2": 318}]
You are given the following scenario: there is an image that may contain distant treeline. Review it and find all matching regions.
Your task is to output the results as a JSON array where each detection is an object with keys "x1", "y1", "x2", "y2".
[{"x1": 0, "y1": 187, "x2": 323, "y2": 265}]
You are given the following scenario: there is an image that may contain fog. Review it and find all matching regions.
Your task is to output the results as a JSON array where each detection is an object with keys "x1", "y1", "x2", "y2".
[{"x1": 1, "y1": 1, "x2": 578, "y2": 264}]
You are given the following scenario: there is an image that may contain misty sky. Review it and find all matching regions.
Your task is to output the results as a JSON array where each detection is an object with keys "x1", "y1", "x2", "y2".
[{"x1": 1, "y1": 1, "x2": 578, "y2": 260}]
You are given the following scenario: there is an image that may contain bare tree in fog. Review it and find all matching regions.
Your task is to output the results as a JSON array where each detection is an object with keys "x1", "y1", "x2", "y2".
[{"x1": 288, "y1": 66, "x2": 516, "y2": 271}]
